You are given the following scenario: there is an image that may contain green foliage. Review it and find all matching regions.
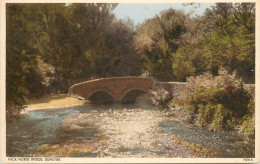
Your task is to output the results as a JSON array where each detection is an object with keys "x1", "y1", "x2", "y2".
[
  {"x1": 6, "y1": 46, "x2": 27, "y2": 119},
  {"x1": 6, "y1": 4, "x2": 46, "y2": 119},
  {"x1": 171, "y1": 4, "x2": 255, "y2": 83},
  {"x1": 185, "y1": 71, "x2": 254, "y2": 133},
  {"x1": 240, "y1": 99, "x2": 255, "y2": 133},
  {"x1": 139, "y1": 44, "x2": 174, "y2": 81},
  {"x1": 6, "y1": 3, "x2": 256, "y2": 122},
  {"x1": 6, "y1": 3, "x2": 140, "y2": 120},
  {"x1": 172, "y1": 41, "x2": 212, "y2": 81},
  {"x1": 136, "y1": 3, "x2": 255, "y2": 83},
  {"x1": 211, "y1": 104, "x2": 233, "y2": 131},
  {"x1": 209, "y1": 11, "x2": 255, "y2": 82},
  {"x1": 187, "y1": 87, "x2": 249, "y2": 130},
  {"x1": 135, "y1": 9, "x2": 188, "y2": 81},
  {"x1": 39, "y1": 4, "x2": 140, "y2": 89}
]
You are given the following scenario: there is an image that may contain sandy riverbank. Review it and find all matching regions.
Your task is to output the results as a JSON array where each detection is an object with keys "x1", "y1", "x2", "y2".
[{"x1": 25, "y1": 93, "x2": 86, "y2": 112}]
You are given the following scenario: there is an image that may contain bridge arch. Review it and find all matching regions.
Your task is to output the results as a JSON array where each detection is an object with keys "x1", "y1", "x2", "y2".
[
  {"x1": 87, "y1": 89, "x2": 114, "y2": 104},
  {"x1": 121, "y1": 88, "x2": 148, "y2": 103}
]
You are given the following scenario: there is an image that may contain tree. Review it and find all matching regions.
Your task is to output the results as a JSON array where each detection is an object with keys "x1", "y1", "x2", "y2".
[
  {"x1": 6, "y1": 3, "x2": 142, "y2": 119},
  {"x1": 135, "y1": 8, "x2": 188, "y2": 81},
  {"x1": 6, "y1": 4, "x2": 45, "y2": 119},
  {"x1": 210, "y1": 10, "x2": 255, "y2": 82},
  {"x1": 171, "y1": 3, "x2": 255, "y2": 83}
]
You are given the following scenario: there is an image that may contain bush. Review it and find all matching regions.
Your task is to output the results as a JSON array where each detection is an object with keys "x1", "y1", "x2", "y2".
[
  {"x1": 185, "y1": 68, "x2": 254, "y2": 133},
  {"x1": 185, "y1": 68, "x2": 243, "y2": 94},
  {"x1": 240, "y1": 99, "x2": 255, "y2": 134},
  {"x1": 149, "y1": 89, "x2": 172, "y2": 108}
]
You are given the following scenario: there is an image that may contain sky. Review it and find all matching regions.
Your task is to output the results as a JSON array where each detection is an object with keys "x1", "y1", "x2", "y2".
[{"x1": 113, "y1": 3, "x2": 215, "y2": 25}]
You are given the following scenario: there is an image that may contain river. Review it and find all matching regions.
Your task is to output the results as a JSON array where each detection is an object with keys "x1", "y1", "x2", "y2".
[{"x1": 6, "y1": 97, "x2": 254, "y2": 158}]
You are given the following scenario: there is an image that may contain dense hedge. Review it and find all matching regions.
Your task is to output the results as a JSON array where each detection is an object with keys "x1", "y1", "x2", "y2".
[{"x1": 185, "y1": 69, "x2": 254, "y2": 133}]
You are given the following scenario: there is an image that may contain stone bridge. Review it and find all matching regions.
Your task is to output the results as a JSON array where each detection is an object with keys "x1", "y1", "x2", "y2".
[
  {"x1": 69, "y1": 77, "x2": 154, "y2": 103},
  {"x1": 69, "y1": 77, "x2": 255, "y2": 104}
]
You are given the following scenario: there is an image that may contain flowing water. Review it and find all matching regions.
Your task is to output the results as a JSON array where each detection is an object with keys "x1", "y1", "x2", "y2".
[{"x1": 6, "y1": 97, "x2": 254, "y2": 158}]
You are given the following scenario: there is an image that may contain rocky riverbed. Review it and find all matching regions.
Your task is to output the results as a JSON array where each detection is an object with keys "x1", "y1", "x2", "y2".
[
  {"x1": 33, "y1": 107, "x2": 221, "y2": 157},
  {"x1": 7, "y1": 97, "x2": 254, "y2": 158}
]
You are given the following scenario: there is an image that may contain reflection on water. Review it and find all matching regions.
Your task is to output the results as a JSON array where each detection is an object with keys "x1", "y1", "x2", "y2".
[{"x1": 6, "y1": 98, "x2": 254, "y2": 157}]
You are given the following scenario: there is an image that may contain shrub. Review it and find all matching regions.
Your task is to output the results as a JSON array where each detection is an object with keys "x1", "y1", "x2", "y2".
[
  {"x1": 6, "y1": 103, "x2": 25, "y2": 120},
  {"x1": 185, "y1": 68, "x2": 243, "y2": 95},
  {"x1": 149, "y1": 89, "x2": 172, "y2": 108},
  {"x1": 197, "y1": 103, "x2": 216, "y2": 127},
  {"x1": 185, "y1": 68, "x2": 254, "y2": 133},
  {"x1": 211, "y1": 104, "x2": 235, "y2": 131},
  {"x1": 240, "y1": 99, "x2": 255, "y2": 134}
]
